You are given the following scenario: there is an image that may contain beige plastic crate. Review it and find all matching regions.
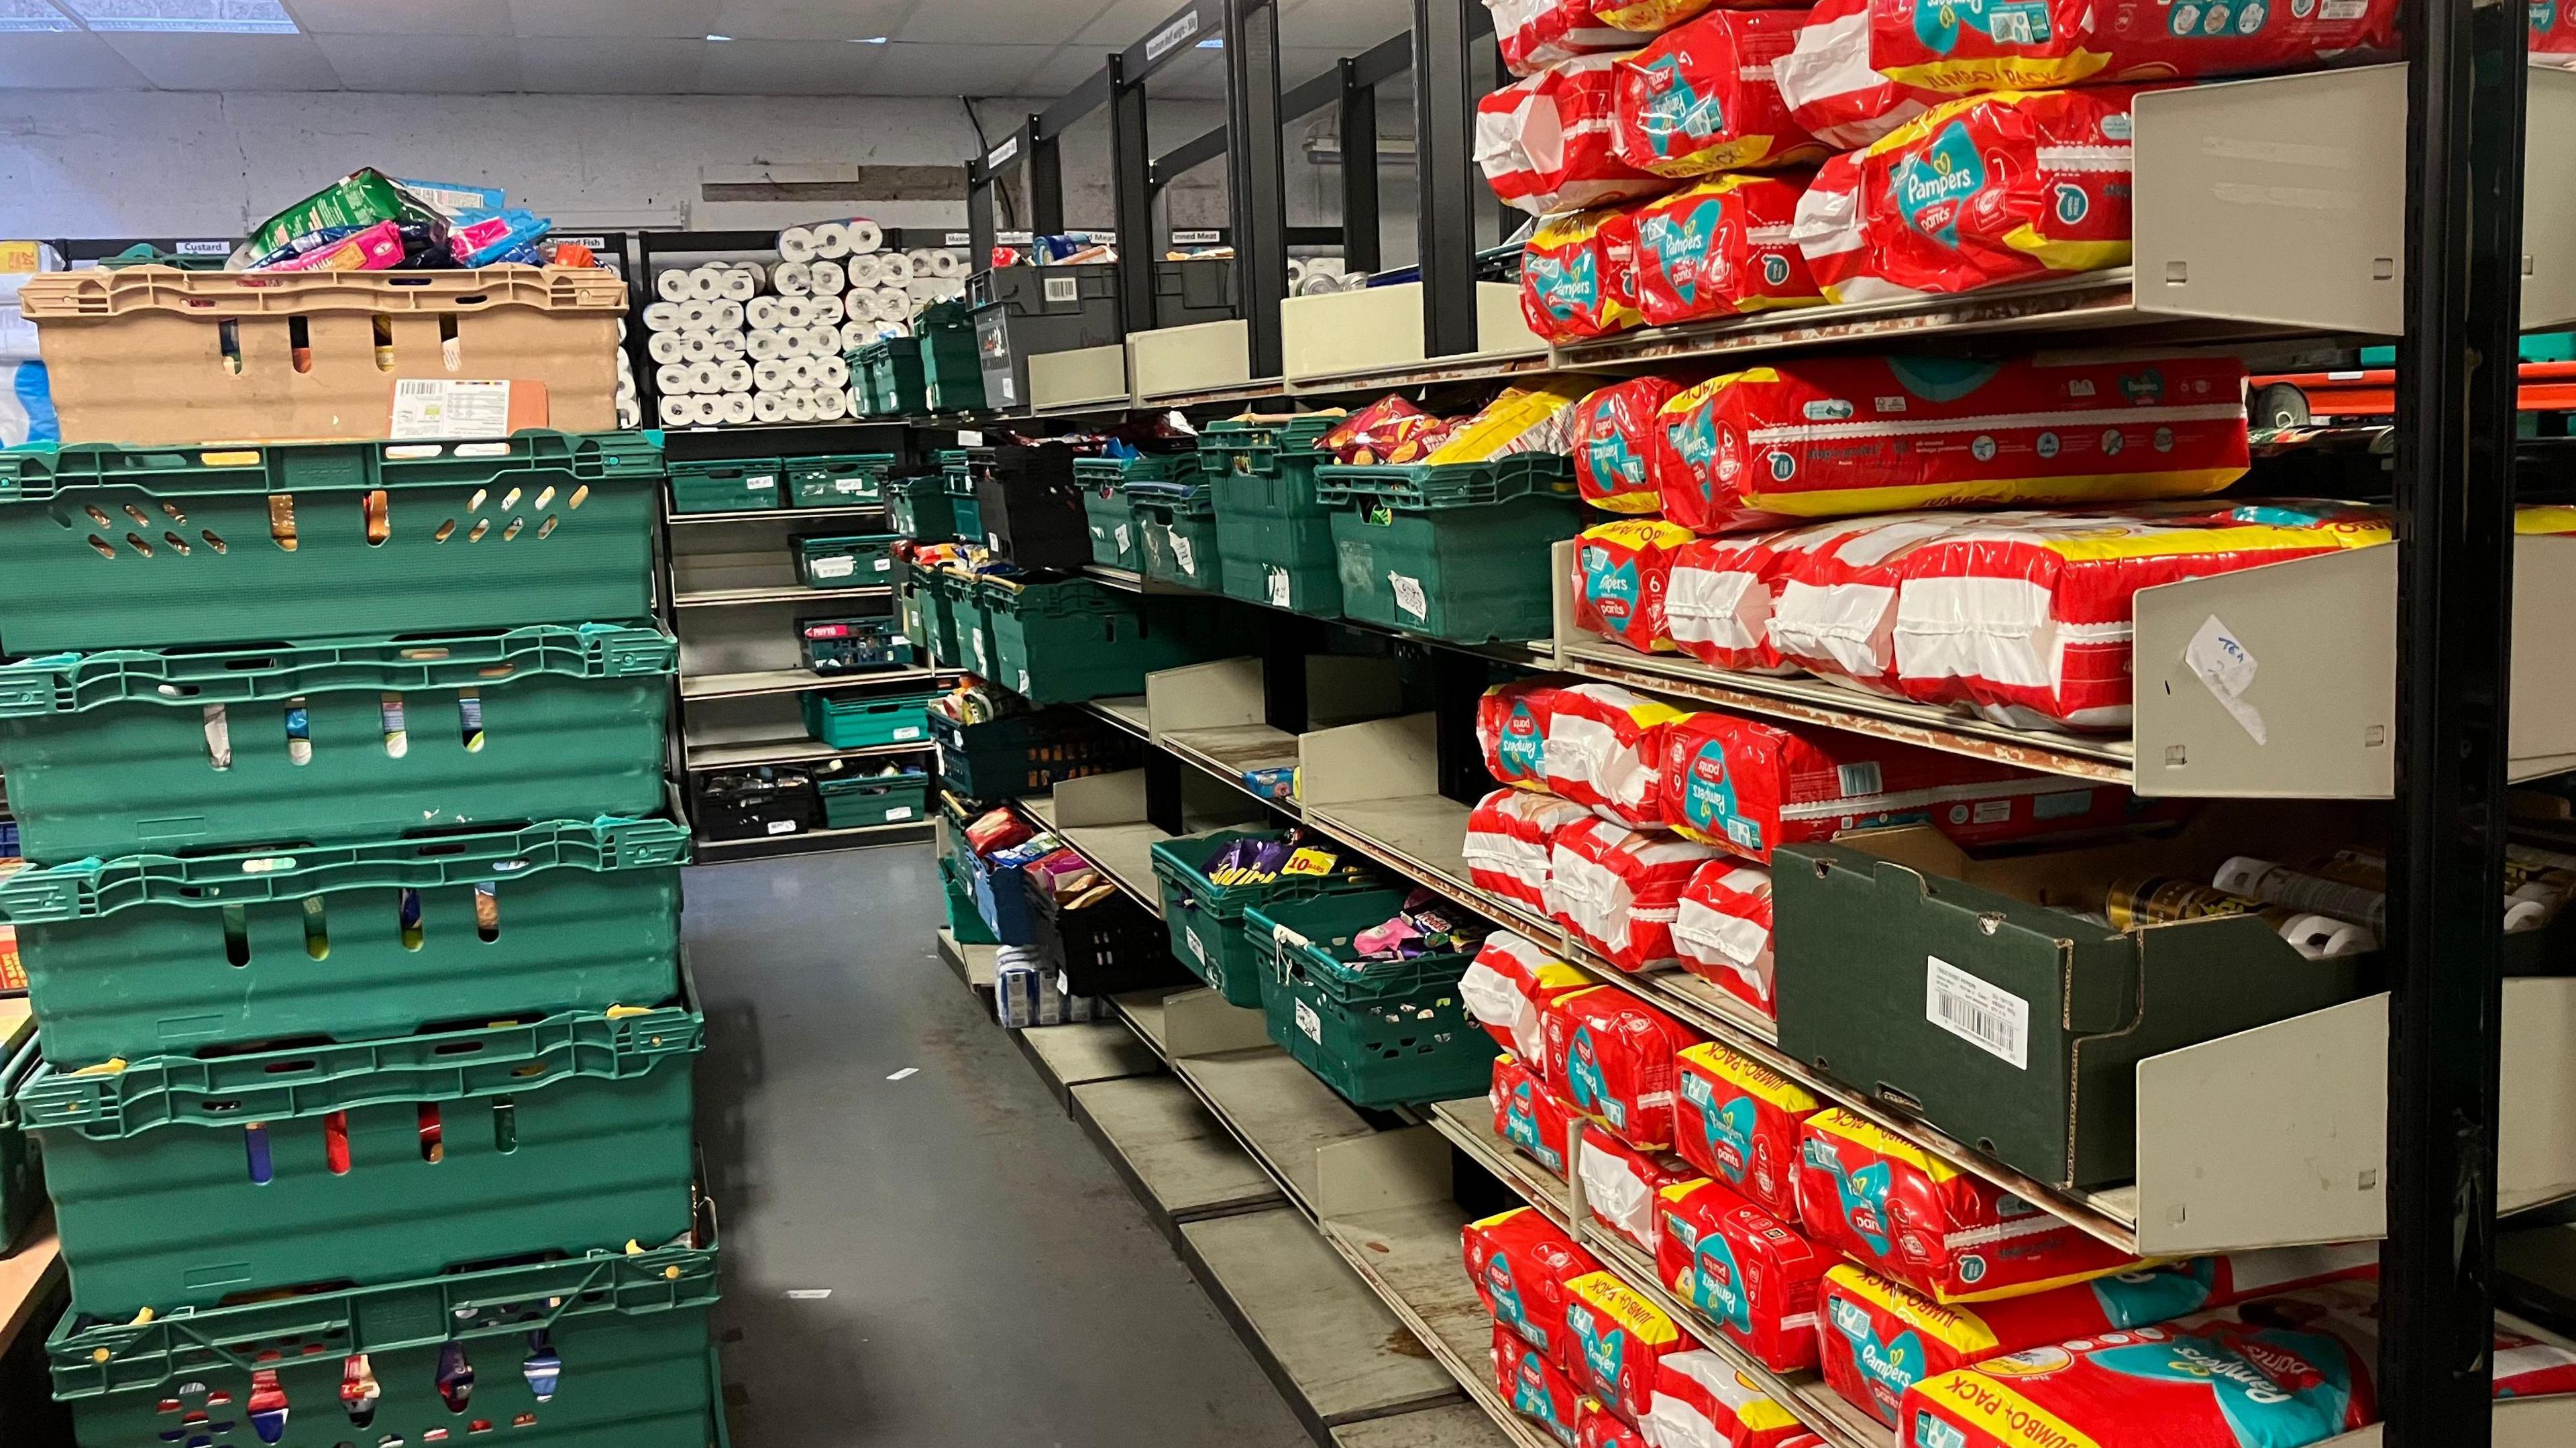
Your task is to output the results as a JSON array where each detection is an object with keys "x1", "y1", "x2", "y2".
[{"x1": 19, "y1": 265, "x2": 628, "y2": 445}]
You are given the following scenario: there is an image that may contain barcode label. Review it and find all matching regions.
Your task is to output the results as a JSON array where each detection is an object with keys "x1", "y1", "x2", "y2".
[
  {"x1": 1294, "y1": 998, "x2": 1323, "y2": 1044},
  {"x1": 1925, "y1": 956, "x2": 2029, "y2": 1070},
  {"x1": 1837, "y1": 761, "x2": 1883, "y2": 798}
]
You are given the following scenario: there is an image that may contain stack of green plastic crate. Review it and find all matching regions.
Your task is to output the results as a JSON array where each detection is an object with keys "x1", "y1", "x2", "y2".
[
  {"x1": 1313, "y1": 454, "x2": 1582, "y2": 643},
  {"x1": 0, "y1": 431, "x2": 721, "y2": 1447},
  {"x1": 1203, "y1": 415, "x2": 1342, "y2": 615}
]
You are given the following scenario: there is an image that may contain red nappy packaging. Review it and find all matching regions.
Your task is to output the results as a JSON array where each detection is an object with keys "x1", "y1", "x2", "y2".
[
  {"x1": 1660, "y1": 528, "x2": 1829, "y2": 673},
  {"x1": 1467, "y1": 789, "x2": 1597, "y2": 915},
  {"x1": 1581, "y1": 1123, "x2": 1707, "y2": 1252},
  {"x1": 1631, "y1": 174, "x2": 1824, "y2": 327},
  {"x1": 1899, "y1": 1277, "x2": 2576, "y2": 1448},
  {"x1": 1496, "y1": 1051, "x2": 1582, "y2": 1178},
  {"x1": 1644, "y1": 1351, "x2": 1818, "y2": 1448},
  {"x1": 1497, "y1": 1321, "x2": 1588, "y2": 1447},
  {"x1": 1870, "y1": 0, "x2": 2400, "y2": 99},
  {"x1": 1670, "y1": 1039, "x2": 1815, "y2": 1217},
  {"x1": 1462, "y1": 928, "x2": 1597, "y2": 1061},
  {"x1": 1649, "y1": 354, "x2": 2252, "y2": 531},
  {"x1": 1469, "y1": 1205, "x2": 1607, "y2": 1370},
  {"x1": 1524, "y1": 204, "x2": 1650, "y2": 342},
  {"x1": 1482, "y1": 55, "x2": 1670, "y2": 215},
  {"x1": 1771, "y1": 0, "x2": 1933, "y2": 148},
  {"x1": 1547, "y1": 819, "x2": 1728, "y2": 972},
  {"x1": 1564, "y1": 1268, "x2": 1691, "y2": 1422},
  {"x1": 1578, "y1": 1397, "x2": 1651, "y2": 1448},
  {"x1": 1764, "y1": 512, "x2": 1957, "y2": 693},
  {"x1": 1574, "y1": 376, "x2": 1683, "y2": 514},
  {"x1": 1574, "y1": 517, "x2": 1699, "y2": 654},
  {"x1": 1655, "y1": 1179, "x2": 1831, "y2": 1373},
  {"x1": 1544, "y1": 985, "x2": 1699, "y2": 1148},
  {"x1": 1819, "y1": 1246, "x2": 2383, "y2": 1429},
  {"x1": 2544, "y1": 0, "x2": 2576, "y2": 66},
  {"x1": 1791, "y1": 87, "x2": 2147, "y2": 305},
  {"x1": 1883, "y1": 502, "x2": 2392, "y2": 730},
  {"x1": 1544, "y1": 683, "x2": 1688, "y2": 828},
  {"x1": 1613, "y1": 10, "x2": 1826, "y2": 178},
  {"x1": 1795, "y1": 1109, "x2": 2145, "y2": 1304},
  {"x1": 1491, "y1": 0, "x2": 1667, "y2": 74},
  {"x1": 1481, "y1": 679, "x2": 1569, "y2": 791},
  {"x1": 1670, "y1": 861, "x2": 1778, "y2": 1016}
]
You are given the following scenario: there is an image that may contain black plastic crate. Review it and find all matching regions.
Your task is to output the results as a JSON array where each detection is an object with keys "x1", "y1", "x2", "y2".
[
  {"x1": 968, "y1": 443, "x2": 1089, "y2": 569},
  {"x1": 971, "y1": 264, "x2": 1122, "y2": 411},
  {"x1": 1025, "y1": 872, "x2": 1193, "y2": 997},
  {"x1": 929, "y1": 707, "x2": 1140, "y2": 799},
  {"x1": 692, "y1": 766, "x2": 820, "y2": 841},
  {"x1": 1155, "y1": 258, "x2": 1238, "y2": 328}
]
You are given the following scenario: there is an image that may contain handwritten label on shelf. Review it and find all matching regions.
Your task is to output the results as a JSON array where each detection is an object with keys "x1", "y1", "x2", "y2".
[{"x1": 2186, "y1": 613, "x2": 2267, "y2": 745}]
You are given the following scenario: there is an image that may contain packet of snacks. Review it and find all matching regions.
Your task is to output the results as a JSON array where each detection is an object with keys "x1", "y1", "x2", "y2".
[
  {"x1": 1427, "y1": 377, "x2": 1597, "y2": 463},
  {"x1": 1320, "y1": 394, "x2": 1450, "y2": 465}
]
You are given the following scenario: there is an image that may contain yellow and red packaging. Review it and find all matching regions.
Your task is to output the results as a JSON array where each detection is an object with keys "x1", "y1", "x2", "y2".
[
  {"x1": 1573, "y1": 517, "x2": 1698, "y2": 655},
  {"x1": 1794, "y1": 1110, "x2": 2145, "y2": 1304},
  {"x1": 1546, "y1": 819, "x2": 1728, "y2": 972},
  {"x1": 1564, "y1": 1269, "x2": 1690, "y2": 1423},
  {"x1": 1770, "y1": 0, "x2": 1933, "y2": 149},
  {"x1": 1479, "y1": 678, "x2": 1568, "y2": 791},
  {"x1": 1631, "y1": 174, "x2": 1823, "y2": 327},
  {"x1": 1482, "y1": 56, "x2": 1669, "y2": 215},
  {"x1": 1670, "y1": 861, "x2": 1778, "y2": 1018},
  {"x1": 1670, "y1": 1040, "x2": 1815, "y2": 1219},
  {"x1": 1659, "y1": 526, "x2": 1825, "y2": 675},
  {"x1": 1655, "y1": 1178, "x2": 1831, "y2": 1373},
  {"x1": 1426, "y1": 376, "x2": 1597, "y2": 463},
  {"x1": 1542, "y1": 985, "x2": 1697, "y2": 1149},
  {"x1": 1496, "y1": 1320, "x2": 1587, "y2": 1447},
  {"x1": 1572, "y1": 376, "x2": 1680, "y2": 514},
  {"x1": 1644, "y1": 1349, "x2": 1817, "y2": 1447},
  {"x1": 1495, "y1": 1051, "x2": 1581, "y2": 1179},
  {"x1": 1580, "y1": 1122, "x2": 1705, "y2": 1253},
  {"x1": 1461, "y1": 929, "x2": 1597, "y2": 1063},
  {"x1": 1579, "y1": 1396, "x2": 1650, "y2": 1447},
  {"x1": 1611, "y1": 9, "x2": 1826, "y2": 178},
  {"x1": 1522, "y1": 204, "x2": 1650, "y2": 343},
  {"x1": 1868, "y1": 0, "x2": 2399, "y2": 98},
  {"x1": 1818, "y1": 1247, "x2": 2381, "y2": 1429},
  {"x1": 1468, "y1": 1205, "x2": 1607, "y2": 1373},
  {"x1": 1464, "y1": 791, "x2": 1596, "y2": 915},
  {"x1": 1542, "y1": 683, "x2": 1688, "y2": 829}
]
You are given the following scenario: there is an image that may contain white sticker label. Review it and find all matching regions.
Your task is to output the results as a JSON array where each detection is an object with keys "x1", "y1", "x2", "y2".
[
  {"x1": 971, "y1": 632, "x2": 989, "y2": 669},
  {"x1": 1043, "y1": 275, "x2": 1079, "y2": 304},
  {"x1": 873, "y1": 556, "x2": 892, "y2": 571},
  {"x1": 1018, "y1": 669, "x2": 1033, "y2": 695},
  {"x1": 885, "y1": 805, "x2": 916, "y2": 821},
  {"x1": 1925, "y1": 956, "x2": 2029, "y2": 1070},
  {"x1": 176, "y1": 239, "x2": 231, "y2": 256},
  {"x1": 1145, "y1": 9, "x2": 1201, "y2": 60},
  {"x1": 745, "y1": 476, "x2": 777, "y2": 492},
  {"x1": 1389, "y1": 572, "x2": 1428, "y2": 621},
  {"x1": 390, "y1": 378, "x2": 513, "y2": 441},
  {"x1": 812, "y1": 555, "x2": 859, "y2": 579},
  {"x1": 2185, "y1": 613, "x2": 2267, "y2": 745},
  {"x1": 1266, "y1": 567, "x2": 1292, "y2": 608},
  {"x1": 765, "y1": 819, "x2": 798, "y2": 836},
  {"x1": 1185, "y1": 927, "x2": 1208, "y2": 963},
  {"x1": 1114, "y1": 523, "x2": 1132, "y2": 553},
  {"x1": 1294, "y1": 997, "x2": 1323, "y2": 1044},
  {"x1": 892, "y1": 726, "x2": 921, "y2": 740},
  {"x1": 1171, "y1": 534, "x2": 1195, "y2": 575}
]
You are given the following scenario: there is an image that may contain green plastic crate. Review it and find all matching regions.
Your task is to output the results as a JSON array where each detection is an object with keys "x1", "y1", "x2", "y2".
[
  {"x1": 980, "y1": 576, "x2": 1203, "y2": 706},
  {"x1": 1130, "y1": 476, "x2": 1222, "y2": 592},
  {"x1": 1, "y1": 817, "x2": 687, "y2": 1068},
  {"x1": 953, "y1": 574, "x2": 1002, "y2": 679},
  {"x1": 21, "y1": 991, "x2": 700, "y2": 1319},
  {"x1": 800, "y1": 614, "x2": 916, "y2": 674},
  {"x1": 856, "y1": 341, "x2": 929, "y2": 417},
  {"x1": 1076, "y1": 459, "x2": 1140, "y2": 571},
  {"x1": 920, "y1": 301, "x2": 989, "y2": 413},
  {"x1": 943, "y1": 855, "x2": 1001, "y2": 944},
  {"x1": 668, "y1": 457, "x2": 784, "y2": 514},
  {"x1": 885, "y1": 473, "x2": 961, "y2": 542},
  {"x1": 1316, "y1": 456, "x2": 1581, "y2": 644},
  {"x1": 922, "y1": 567, "x2": 975, "y2": 670},
  {"x1": 51, "y1": 1237, "x2": 719, "y2": 1448},
  {"x1": 799, "y1": 689, "x2": 937, "y2": 748},
  {"x1": 794, "y1": 532, "x2": 901, "y2": 589},
  {"x1": 941, "y1": 451, "x2": 986, "y2": 540},
  {"x1": 1244, "y1": 889, "x2": 1493, "y2": 1109},
  {"x1": 816, "y1": 768, "x2": 929, "y2": 828},
  {"x1": 0, "y1": 1020, "x2": 42, "y2": 1256},
  {"x1": 0, "y1": 431, "x2": 664, "y2": 653},
  {"x1": 1204, "y1": 417, "x2": 1343, "y2": 616},
  {"x1": 1148, "y1": 830, "x2": 1377, "y2": 1009},
  {"x1": 0, "y1": 624, "x2": 674, "y2": 865},
  {"x1": 788, "y1": 452, "x2": 895, "y2": 507}
]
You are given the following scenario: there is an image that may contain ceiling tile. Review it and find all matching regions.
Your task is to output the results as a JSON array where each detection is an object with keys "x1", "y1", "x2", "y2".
[
  {"x1": 97, "y1": 31, "x2": 339, "y2": 89},
  {"x1": 842, "y1": 40, "x2": 1055, "y2": 95},
  {"x1": 693, "y1": 36, "x2": 882, "y2": 93},
  {"x1": 0, "y1": 30, "x2": 150, "y2": 87},
  {"x1": 1279, "y1": 0, "x2": 1412, "y2": 49},
  {"x1": 894, "y1": 0, "x2": 1097, "y2": 46},
  {"x1": 708, "y1": 0, "x2": 913, "y2": 42},
  {"x1": 514, "y1": 34, "x2": 706, "y2": 91},
  {"x1": 1016, "y1": 44, "x2": 1114, "y2": 97},
  {"x1": 1072, "y1": 0, "x2": 1175, "y2": 46},
  {"x1": 510, "y1": 0, "x2": 718, "y2": 39},
  {"x1": 310, "y1": 33, "x2": 523, "y2": 91},
  {"x1": 284, "y1": 0, "x2": 515, "y2": 34}
]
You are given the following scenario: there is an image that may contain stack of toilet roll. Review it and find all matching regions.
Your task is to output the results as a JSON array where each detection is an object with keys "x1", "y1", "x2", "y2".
[
  {"x1": 615, "y1": 318, "x2": 642, "y2": 429},
  {"x1": 1288, "y1": 257, "x2": 1364, "y2": 296}
]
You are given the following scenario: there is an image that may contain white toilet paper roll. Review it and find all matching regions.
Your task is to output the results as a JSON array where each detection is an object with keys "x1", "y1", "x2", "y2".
[
  {"x1": 752, "y1": 359, "x2": 787, "y2": 392},
  {"x1": 718, "y1": 392, "x2": 757, "y2": 425},
  {"x1": 676, "y1": 298, "x2": 712, "y2": 330},
  {"x1": 718, "y1": 359, "x2": 753, "y2": 392},
  {"x1": 643, "y1": 300, "x2": 685, "y2": 331},
  {"x1": 784, "y1": 392, "x2": 822, "y2": 424},
  {"x1": 814, "y1": 325, "x2": 847, "y2": 355},
  {"x1": 877, "y1": 252, "x2": 915, "y2": 285},
  {"x1": 753, "y1": 391, "x2": 790, "y2": 425},
  {"x1": 773, "y1": 261, "x2": 814, "y2": 297},
  {"x1": 657, "y1": 396, "x2": 692, "y2": 427},
  {"x1": 713, "y1": 330, "x2": 747, "y2": 360},
  {"x1": 814, "y1": 388, "x2": 850, "y2": 421},
  {"x1": 845, "y1": 253, "x2": 885, "y2": 289},
  {"x1": 688, "y1": 361, "x2": 724, "y2": 394},
  {"x1": 784, "y1": 357, "x2": 817, "y2": 389},
  {"x1": 871, "y1": 287, "x2": 912, "y2": 322},
  {"x1": 772, "y1": 296, "x2": 806, "y2": 328},
  {"x1": 812, "y1": 221, "x2": 851, "y2": 259},
  {"x1": 615, "y1": 378, "x2": 639, "y2": 405},
  {"x1": 847, "y1": 219, "x2": 883, "y2": 254},
  {"x1": 816, "y1": 355, "x2": 849, "y2": 390},
  {"x1": 811, "y1": 260, "x2": 847, "y2": 296},
  {"x1": 687, "y1": 265, "x2": 727, "y2": 300},
  {"x1": 809, "y1": 294, "x2": 846, "y2": 326},
  {"x1": 619, "y1": 398, "x2": 645, "y2": 430},
  {"x1": 777, "y1": 226, "x2": 820, "y2": 262},
  {"x1": 746, "y1": 329, "x2": 786, "y2": 361},
  {"x1": 656, "y1": 361, "x2": 695, "y2": 395},
  {"x1": 928, "y1": 249, "x2": 965, "y2": 278},
  {"x1": 648, "y1": 332, "x2": 687, "y2": 364},
  {"x1": 709, "y1": 299, "x2": 745, "y2": 331},
  {"x1": 676, "y1": 332, "x2": 712, "y2": 363},
  {"x1": 873, "y1": 319, "x2": 912, "y2": 342},
  {"x1": 655, "y1": 269, "x2": 692, "y2": 302},
  {"x1": 717, "y1": 268, "x2": 757, "y2": 302},
  {"x1": 839, "y1": 320, "x2": 873, "y2": 351},
  {"x1": 745, "y1": 296, "x2": 783, "y2": 330},
  {"x1": 906, "y1": 278, "x2": 943, "y2": 302}
]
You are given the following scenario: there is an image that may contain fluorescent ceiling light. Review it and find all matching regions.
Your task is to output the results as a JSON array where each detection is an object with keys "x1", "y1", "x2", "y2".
[
  {"x1": 0, "y1": 0, "x2": 76, "y2": 32},
  {"x1": 1196, "y1": 36, "x2": 1222, "y2": 47},
  {"x1": 56, "y1": 0, "x2": 299, "y2": 32},
  {"x1": 705, "y1": 32, "x2": 731, "y2": 40},
  {"x1": 851, "y1": 35, "x2": 888, "y2": 43}
]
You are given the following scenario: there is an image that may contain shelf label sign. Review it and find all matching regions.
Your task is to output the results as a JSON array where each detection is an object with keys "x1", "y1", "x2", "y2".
[{"x1": 1146, "y1": 10, "x2": 1201, "y2": 61}]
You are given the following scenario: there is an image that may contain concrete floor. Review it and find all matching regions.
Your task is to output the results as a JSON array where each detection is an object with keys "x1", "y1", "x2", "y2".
[{"x1": 686, "y1": 844, "x2": 1316, "y2": 1448}]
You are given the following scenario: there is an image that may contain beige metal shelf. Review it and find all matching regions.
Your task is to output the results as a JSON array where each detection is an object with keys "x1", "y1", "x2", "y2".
[
  {"x1": 666, "y1": 503, "x2": 888, "y2": 526},
  {"x1": 682, "y1": 736, "x2": 930, "y2": 771},
  {"x1": 672, "y1": 583, "x2": 892, "y2": 608}
]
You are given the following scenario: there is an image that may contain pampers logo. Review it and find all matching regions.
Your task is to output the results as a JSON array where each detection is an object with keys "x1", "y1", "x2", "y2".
[
  {"x1": 1641, "y1": 199, "x2": 1725, "y2": 304},
  {"x1": 1581, "y1": 545, "x2": 1643, "y2": 626},
  {"x1": 1573, "y1": 1310, "x2": 1630, "y2": 1394},
  {"x1": 1566, "y1": 1028, "x2": 1623, "y2": 1129},
  {"x1": 2119, "y1": 367, "x2": 2169, "y2": 405},
  {"x1": 1525, "y1": 250, "x2": 1600, "y2": 321},
  {"x1": 1691, "y1": 1233, "x2": 1754, "y2": 1333},
  {"x1": 1499, "y1": 702, "x2": 1544, "y2": 778},
  {"x1": 1506, "y1": 1080, "x2": 1565, "y2": 1171},
  {"x1": 1894, "y1": 123, "x2": 1986, "y2": 248},
  {"x1": 1681, "y1": 742, "x2": 1764, "y2": 853},
  {"x1": 2094, "y1": 1329, "x2": 2355, "y2": 1446},
  {"x1": 1513, "y1": 1356, "x2": 1576, "y2": 1444},
  {"x1": 1829, "y1": 1297, "x2": 1930, "y2": 1409}
]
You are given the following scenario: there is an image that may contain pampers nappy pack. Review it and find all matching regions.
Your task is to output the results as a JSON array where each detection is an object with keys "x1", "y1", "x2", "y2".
[
  {"x1": 1464, "y1": 929, "x2": 1597, "y2": 1062},
  {"x1": 1524, "y1": 204, "x2": 1650, "y2": 343},
  {"x1": 1656, "y1": 1178, "x2": 1833, "y2": 1372},
  {"x1": 1613, "y1": 9, "x2": 1827, "y2": 176},
  {"x1": 1631, "y1": 174, "x2": 1825, "y2": 327},
  {"x1": 1481, "y1": 679, "x2": 1566, "y2": 791},
  {"x1": 1470, "y1": 1205, "x2": 1607, "y2": 1370},
  {"x1": 1495, "y1": 1052, "x2": 1581, "y2": 1176},
  {"x1": 1867, "y1": 0, "x2": 2400, "y2": 98},
  {"x1": 1582, "y1": 1122, "x2": 1707, "y2": 1251},
  {"x1": 1772, "y1": 0, "x2": 1936, "y2": 147},
  {"x1": 1548, "y1": 819, "x2": 1728, "y2": 971},
  {"x1": 1645, "y1": 1350, "x2": 1820, "y2": 1448},
  {"x1": 1671, "y1": 860, "x2": 1778, "y2": 1015},
  {"x1": 1546, "y1": 683, "x2": 1690, "y2": 828},
  {"x1": 1564, "y1": 1268, "x2": 1691, "y2": 1421},
  {"x1": 1544, "y1": 985, "x2": 1699, "y2": 1148},
  {"x1": 1575, "y1": 518, "x2": 1699, "y2": 655},
  {"x1": 1498, "y1": 1320, "x2": 1589, "y2": 1446},
  {"x1": 1796, "y1": 1109, "x2": 2143, "y2": 1303},
  {"x1": 1467, "y1": 790, "x2": 1597, "y2": 913},
  {"x1": 1671, "y1": 1040, "x2": 1817, "y2": 1217},
  {"x1": 1574, "y1": 377, "x2": 1684, "y2": 514},
  {"x1": 1482, "y1": 55, "x2": 1670, "y2": 215}
]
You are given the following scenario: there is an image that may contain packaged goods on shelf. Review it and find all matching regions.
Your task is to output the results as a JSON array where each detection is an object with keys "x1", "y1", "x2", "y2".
[
  {"x1": 1432, "y1": 377, "x2": 1597, "y2": 463},
  {"x1": 1612, "y1": 10, "x2": 1826, "y2": 177},
  {"x1": 1657, "y1": 709, "x2": 2055, "y2": 860},
  {"x1": 1320, "y1": 395, "x2": 1448, "y2": 465},
  {"x1": 1866, "y1": 0, "x2": 2400, "y2": 97},
  {"x1": 1631, "y1": 174, "x2": 1824, "y2": 326},
  {"x1": 1580, "y1": 1123, "x2": 1705, "y2": 1251},
  {"x1": 1644, "y1": 1350, "x2": 1817, "y2": 1448},
  {"x1": 994, "y1": 947, "x2": 1112, "y2": 1028},
  {"x1": 1574, "y1": 518, "x2": 1697, "y2": 655},
  {"x1": 1792, "y1": 87, "x2": 2147, "y2": 304},
  {"x1": 1467, "y1": 789, "x2": 1599, "y2": 913},
  {"x1": 1523, "y1": 205, "x2": 1648, "y2": 343},
  {"x1": 1670, "y1": 1040, "x2": 1817, "y2": 1219},
  {"x1": 1901, "y1": 1278, "x2": 2576, "y2": 1448},
  {"x1": 1564, "y1": 1268, "x2": 1690, "y2": 1421},
  {"x1": 1772, "y1": 0, "x2": 1935, "y2": 148},
  {"x1": 1545, "y1": 683, "x2": 1688, "y2": 828},
  {"x1": 1576, "y1": 1396, "x2": 1648, "y2": 1448},
  {"x1": 1480, "y1": 55, "x2": 1669, "y2": 214},
  {"x1": 1463, "y1": 928, "x2": 1598, "y2": 1062},
  {"x1": 1671, "y1": 861, "x2": 1778, "y2": 1015},
  {"x1": 1572, "y1": 377, "x2": 1678, "y2": 514},
  {"x1": 1468, "y1": 1205, "x2": 1606, "y2": 1370},
  {"x1": 1497, "y1": 1321, "x2": 1589, "y2": 1446},
  {"x1": 1546, "y1": 819, "x2": 1728, "y2": 971},
  {"x1": 1815, "y1": 1245, "x2": 2381, "y2": 1429},
  {"x1": 1796, "y1": 1109, "x2": 2144, "y2": 1304},
  {"x1": 1545, "y1": 985, "x2": 1699, "y2": 1148},
  {"x1": 1654, "y1": 1178, "x2": 1833, "y2": 1373},
  {"x1": 1481, "y1": 678, "x2": 1567, "y2": 791},
  {"x1": 1489, "y1": 0, "x2": 1667, "y2": 73},
  {"x1": 1660, "y1": 529, "x2": 1810, "y2": 674},
  {"x1": 1496, "y1": 1051, "x2": 1581, "y2": 1177},
  {"x1": 2544, "y1": 2, "x2": 2576, "y2": 64}
]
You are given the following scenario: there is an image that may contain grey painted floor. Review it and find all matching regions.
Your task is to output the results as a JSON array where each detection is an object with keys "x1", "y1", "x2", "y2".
[{"x1": 686, "y1": 844, "x2": 1314, "y2": 1448}]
